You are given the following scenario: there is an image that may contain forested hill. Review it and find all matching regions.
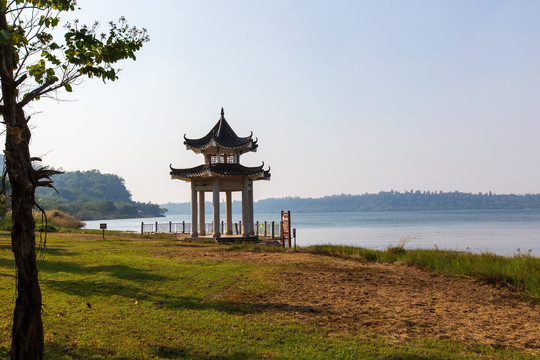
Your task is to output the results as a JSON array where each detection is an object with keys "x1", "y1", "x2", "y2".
[
  {"x1": 163, "y1": 191, "x2": 540, "y2": 214},
  {"x1": 254, "y1": 192, "x2": 540, "y2": 213},
  {"x1": 35, "y1": 170, "x2": 165, "y2": 220}
]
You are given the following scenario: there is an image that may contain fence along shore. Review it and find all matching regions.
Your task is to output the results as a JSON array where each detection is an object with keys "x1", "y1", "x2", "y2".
[{"x1": 141, "y1": 220, "x2": 281, "y2": 239}]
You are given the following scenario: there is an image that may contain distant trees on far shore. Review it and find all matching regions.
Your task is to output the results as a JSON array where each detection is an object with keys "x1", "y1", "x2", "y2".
[
  {"x1": 164, "y1": 191, "x2": 540, "y2": 214},
  {"x1": 35, "y1": 170, "x2": 165, "y2": 220}
]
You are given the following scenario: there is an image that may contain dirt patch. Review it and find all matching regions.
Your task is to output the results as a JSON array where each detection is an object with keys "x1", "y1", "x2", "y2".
[{"x1": 158, "y1": 241, "x2": 540, "y2": 355}]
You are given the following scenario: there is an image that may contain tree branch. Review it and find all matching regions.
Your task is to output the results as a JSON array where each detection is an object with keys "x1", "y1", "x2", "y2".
[
  {"x1": 14, "y1": 74, "x2": 27, "y2": 87},
  {"x1": 17, "y1": 78, "x2": 56, "y2": 108}
]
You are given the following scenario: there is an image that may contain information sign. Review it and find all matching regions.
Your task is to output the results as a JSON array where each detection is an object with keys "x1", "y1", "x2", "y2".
[{"x1": 280, "y1": 211, "x2": 291, "y2": 248}]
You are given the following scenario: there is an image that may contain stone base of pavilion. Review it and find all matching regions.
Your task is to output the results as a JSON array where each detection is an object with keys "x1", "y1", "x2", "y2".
[{"x1": 191, "y1": 234, "x2": 260, "y2": 243}]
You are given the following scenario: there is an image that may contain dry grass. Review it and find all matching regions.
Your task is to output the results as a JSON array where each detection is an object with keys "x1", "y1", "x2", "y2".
[{"x1": 34, "y1": 210, "x2": 84, "y2": 229}]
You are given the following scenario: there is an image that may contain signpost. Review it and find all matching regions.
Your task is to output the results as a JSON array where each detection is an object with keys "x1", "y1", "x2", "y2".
[
  {"x1": 280, "y1": 211, "x2": 291, "y2": 248},
  {"x1": 100, "y1": 223, "x2": 107, "y2": 240}
]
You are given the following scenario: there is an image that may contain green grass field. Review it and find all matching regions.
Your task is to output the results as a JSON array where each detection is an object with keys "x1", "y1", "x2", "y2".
[{"x1": 0, "y1": 232, "x2": 537, "y2": 359}]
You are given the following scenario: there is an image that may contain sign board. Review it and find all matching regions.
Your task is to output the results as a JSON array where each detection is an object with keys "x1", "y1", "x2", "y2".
[
  {"x1": 280, "y1": 211, "x2": 291, "y2": 248},
  {"x1": 100, "y1": 223, "x2": 107, "y2": 230}
]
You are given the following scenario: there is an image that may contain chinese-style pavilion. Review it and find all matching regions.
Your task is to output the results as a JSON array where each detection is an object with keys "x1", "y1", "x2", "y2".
[{"x1": 170, "y1": 108, "x2": 271, "y2": 239}]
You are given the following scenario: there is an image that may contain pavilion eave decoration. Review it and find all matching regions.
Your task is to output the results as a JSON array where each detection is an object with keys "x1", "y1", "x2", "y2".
[{"x1": 170, "y1": 108, "x2": 271, "y2": 240}]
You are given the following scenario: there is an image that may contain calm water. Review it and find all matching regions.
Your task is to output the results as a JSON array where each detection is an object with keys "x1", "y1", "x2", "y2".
[{"x1": 85, "y1": 209, "x2": 540, "y2": 257}]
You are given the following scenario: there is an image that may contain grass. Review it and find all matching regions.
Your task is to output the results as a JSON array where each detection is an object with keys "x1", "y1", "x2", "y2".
[
  {"x1": 1, "y1": 210, "x2": 85, "y2": 232},
  {"x1": 0, "y1": 232, "x2": 537, "y2": 359},
  {"x1": 304, "y1": 244, "x2": 540, "y2": 301}
]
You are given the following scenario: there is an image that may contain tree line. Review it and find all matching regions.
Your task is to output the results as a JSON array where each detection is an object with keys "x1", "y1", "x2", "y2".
[
  {"x1": 163, "y1": 191, "x2": 540, "y2": 214},
  {"x1": 255, "y1": 191, "x2": 540, "y2": 213},
  {"x1": 35, "y1": 169, "x2": 165, "y2": 220}
]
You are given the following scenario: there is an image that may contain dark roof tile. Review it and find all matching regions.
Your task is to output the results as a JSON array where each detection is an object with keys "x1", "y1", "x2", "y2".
[
  {"x1": 170, "y1": 163, "x2": 270, "y2": 180},
  {"x1": 183, "y1": 108, "x2": 257, "y2": 150}
]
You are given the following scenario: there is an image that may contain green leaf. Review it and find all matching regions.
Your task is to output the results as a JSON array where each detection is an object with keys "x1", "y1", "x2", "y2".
[
  {"x1": 64, "y1": 83, "x2": 72, "y2": 92},
  {"x1": 0, "y1": 30, "x2": 11, "y2": 45}
]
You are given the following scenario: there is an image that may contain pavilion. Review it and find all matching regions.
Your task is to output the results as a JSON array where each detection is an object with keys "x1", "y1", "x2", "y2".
[{"x1": 170, "y1": 108, "x2": 271, "y2": 239}]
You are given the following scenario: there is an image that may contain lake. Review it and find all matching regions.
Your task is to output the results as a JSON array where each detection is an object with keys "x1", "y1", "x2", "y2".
[{"x1": 85, "y1": 209, "x2": 540, "y2": 257}]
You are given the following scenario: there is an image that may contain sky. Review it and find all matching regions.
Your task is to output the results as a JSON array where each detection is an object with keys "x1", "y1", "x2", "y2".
[{"x1": 19, "y1": 0, "x2": 540, "y2": 204}]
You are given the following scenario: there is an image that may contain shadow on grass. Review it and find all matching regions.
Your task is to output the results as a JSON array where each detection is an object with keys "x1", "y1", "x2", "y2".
[
  {"x1": 383, "y1": 355, "x2": 441, "y2": 360},
  {"x1": 40, "y1": 260, "x2": 167, "y2": 282},
  {"x1": 88, "y1": 264, "x2": 167, "y2": 281},
  {"x1": 0, "y1": 256, "x2": 14, "y2": 269},
  {"x1": 46, "y1": 340, "x2": 260, "y2": 359},
  {"x1": 42, "y1": 278, "x2": 318, "y2": 317},
  {"x1": 0, "y1": 243, "x2": 80, "y2": 257},
  {"x1": 151, "y1": 345, "x2": 257, "y2": 360},
  {"x1": 46, "y1": 341, "x2": 131, "y2": 360},
  {"x1": 0, "y1": 244, "x2": 11, "y2": 251},
  {"x1": 42, "y1": 246, "x2": 80, "y2": 257}
]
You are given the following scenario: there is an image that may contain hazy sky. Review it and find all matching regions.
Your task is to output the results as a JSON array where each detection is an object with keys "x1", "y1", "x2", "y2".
[{"x1": 20, "y1": 0, "x2": 540, "y2": 203}]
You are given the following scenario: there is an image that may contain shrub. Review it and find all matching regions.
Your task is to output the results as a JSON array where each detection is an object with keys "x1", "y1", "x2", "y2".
[
  {"x1": 33, "y1": 209, "x2": 84, "y2": 229},
  {"x1": 36, "y1": 224, "x2": 58, "y2": 232}
]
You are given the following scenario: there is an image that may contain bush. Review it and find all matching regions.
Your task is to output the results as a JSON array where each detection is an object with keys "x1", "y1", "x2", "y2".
[
  {"x1": 33, "y1": 209, "x2": 84, "y2": 229},
  {"x1": 36, "y1": 224, "x2": 58, "y2": 232},
  {"x1": 0, "y1": 212, "x2": 11, "y2": 231}
]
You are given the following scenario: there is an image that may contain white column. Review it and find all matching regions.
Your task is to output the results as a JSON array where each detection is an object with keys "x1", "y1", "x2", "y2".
[
  {"x1": 226, "y1": 191, "x2": 233, "y2": 235},
  {"x1": 248, "y1": 180, "x2": 254, "y2": 235},
  {"x1": 241, "y1": 177, "x2": 249, "y2": 236},
  {"x1": 191, "y1": 182, "x2": 198, "y2": 237},
  {"x1": 199, "y1": 191, "x2": 206, "y2": 236},
  {"x1": 213, "y1": 179, "x2": 221, "y2": 238}
]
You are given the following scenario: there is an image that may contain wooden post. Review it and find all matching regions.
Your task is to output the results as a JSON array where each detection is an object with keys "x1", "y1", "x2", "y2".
[
  {"x1": 256, "y1": 221, "x2": 259, "y2": 236},
  {"x1": 100, "y1": 223, "x2": 107, "y2": 240},
  {"x1": 169, "y1": 221, "x2": 172, "y2": 233},
  {"x1": 264, "y1": 221, "x2": 267, "y2": 236},
  {"x1": 141, "y1": 222, "x2": 144, "y2": 234},
  {"x1": 182, "y1": 221, "x2": 185, "y2": 233},
  {"x1": 280, "y1": 221, "x2": 284, "y2": 248},
  {"x1": 235, "y1": 223, "x2": 238, "y2": 235},
  {"x1": 221, "y1": 220, "x2": 224, "y2": 234},
  {"x1": 271, "y1": 221, "x2": 275, "y2": 239}
]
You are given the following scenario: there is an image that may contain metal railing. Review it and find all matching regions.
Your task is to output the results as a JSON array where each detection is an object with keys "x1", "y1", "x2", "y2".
[{"x1": 141, "y1": 220, "x2": 281, "y2": 239}]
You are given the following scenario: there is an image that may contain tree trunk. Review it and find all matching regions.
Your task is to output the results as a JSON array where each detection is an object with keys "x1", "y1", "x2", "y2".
[
  {"x1": 6, "y1": 110, "x2": 44, "y2": 360},
  {"x1": 0, "y1": 3, "x2": 44, "y2": 358}
]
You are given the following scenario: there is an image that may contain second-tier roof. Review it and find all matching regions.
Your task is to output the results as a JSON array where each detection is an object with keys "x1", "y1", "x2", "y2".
[
  {"x1": 170, "y1": 163, "x2": 270, "y2": 181},
  {"x1": 183, "y1": 108, "x2": 258, "y2": 153}
]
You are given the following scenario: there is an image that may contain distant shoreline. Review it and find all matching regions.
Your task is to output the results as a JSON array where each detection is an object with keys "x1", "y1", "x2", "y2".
[{"x1": 161, "y1": 191, "x2": 540, "y2": 215}]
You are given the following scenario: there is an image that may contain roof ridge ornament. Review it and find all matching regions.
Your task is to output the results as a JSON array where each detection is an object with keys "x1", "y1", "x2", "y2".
[{"x1": 215, "y1": 107, "x2": 225, "y2": 137}]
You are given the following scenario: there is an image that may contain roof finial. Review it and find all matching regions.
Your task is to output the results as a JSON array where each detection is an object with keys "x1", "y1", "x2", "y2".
[{"x1": 221, "y1": 107, "x2": 224, "y2": 118}]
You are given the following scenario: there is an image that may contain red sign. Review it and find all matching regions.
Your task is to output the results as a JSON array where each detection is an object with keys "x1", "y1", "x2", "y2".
[{"x1": 281, "y1": 211, "x2": 291, "y2": 248}]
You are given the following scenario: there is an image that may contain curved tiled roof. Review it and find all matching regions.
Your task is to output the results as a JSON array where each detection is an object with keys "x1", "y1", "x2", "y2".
[
  {"x1": 170, "y1": 163, "x2": 270, "y2": 180},
  {"x1": 183, "y1": 108, "x2": 258, "y2": 151}
]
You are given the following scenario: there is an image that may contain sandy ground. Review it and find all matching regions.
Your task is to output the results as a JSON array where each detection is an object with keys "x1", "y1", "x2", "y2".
[{"x1": 162, "y1": 240, "x2": 540, "y2": 356}]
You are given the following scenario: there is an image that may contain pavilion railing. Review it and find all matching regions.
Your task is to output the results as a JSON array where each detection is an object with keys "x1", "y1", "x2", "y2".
[{"x1": 141, "y1": 220, "x2": 281, "y2": 239}]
